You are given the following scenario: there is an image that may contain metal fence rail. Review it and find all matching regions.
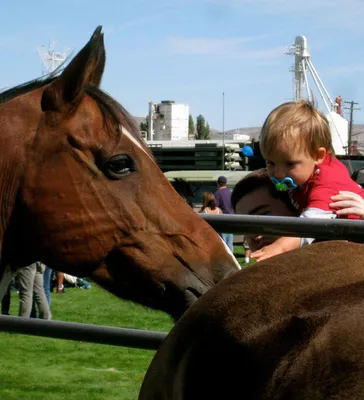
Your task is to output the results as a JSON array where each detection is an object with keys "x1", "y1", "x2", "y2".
[
  {"x1": 0, "y1": 315, "x2": 167, "y2": 350},
  {"x1": 201, "y1": 214, "x2": 364, "y2": 242}
]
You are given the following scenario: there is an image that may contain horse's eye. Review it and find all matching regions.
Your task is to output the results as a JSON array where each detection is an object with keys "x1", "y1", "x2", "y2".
[{"x1": 104, "y1": 154, "x2": 135, "y2": 179}]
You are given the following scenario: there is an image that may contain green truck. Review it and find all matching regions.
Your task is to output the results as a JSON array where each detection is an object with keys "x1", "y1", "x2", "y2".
[{"x1": 164, "y1": 170, "x2": 251, "y2": 207}]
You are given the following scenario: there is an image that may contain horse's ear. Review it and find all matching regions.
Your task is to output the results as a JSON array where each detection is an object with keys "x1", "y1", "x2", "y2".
[
  {"x1": 88, "y1": 32, "x2": 105, "y2": 87},
  {"x1": 41, "y1": 26, "x2": 106, "y2": 113}
]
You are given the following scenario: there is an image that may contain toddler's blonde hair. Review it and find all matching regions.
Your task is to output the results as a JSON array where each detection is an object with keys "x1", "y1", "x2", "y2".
[{"x1": 260, "y1": 100, "x2": 334, "y2": 158}]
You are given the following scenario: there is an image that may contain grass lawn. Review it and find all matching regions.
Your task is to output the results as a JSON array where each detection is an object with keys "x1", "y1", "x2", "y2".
[
  {"x1": 0, "y1": 247, "x2": 249, "y2": 399},
  {"x1": 0, "y1": 286, "x2": 173, "y2": 400}
]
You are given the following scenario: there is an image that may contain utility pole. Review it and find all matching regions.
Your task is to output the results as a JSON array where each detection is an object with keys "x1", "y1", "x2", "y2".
[
  {"x1": 344, "y1": 101, "x2": 360, "y2": 155},
  {"x1": 221, "y1": 92, "x2": 225, "y2": 170},
  {"x1": 148, "y1": 101, "x2": 155, "y2": 141}
]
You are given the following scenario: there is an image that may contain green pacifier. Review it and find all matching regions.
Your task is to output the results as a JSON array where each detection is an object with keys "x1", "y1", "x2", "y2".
[{"x1": 271, "y1": 177, "x2": 297, "y2": 191}]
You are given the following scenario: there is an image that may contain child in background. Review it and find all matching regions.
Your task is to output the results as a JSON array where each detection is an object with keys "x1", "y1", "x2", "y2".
[
  {"x1": 251, "y1": 100, "x2": 364, "y2": 262},
  {"x1": 242, "y1": 237, "x2": 251, "y2": 264}
]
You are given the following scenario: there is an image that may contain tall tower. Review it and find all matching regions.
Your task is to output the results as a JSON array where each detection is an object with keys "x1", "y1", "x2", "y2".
[
  {"x1": 37, "y1": 41, "x2": 71, "y2": 75},
  {"x1": 286, "y1": 35, "x2": 349, "y2": 155}
]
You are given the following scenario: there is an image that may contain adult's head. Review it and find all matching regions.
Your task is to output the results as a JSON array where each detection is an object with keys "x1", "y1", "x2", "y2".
[
  {"x1": 202, "y1": 192, "x2": 217, "y2": 210},
  {"x1": 217, "y1": 175, "x2": 227, "y2": 188},
  {"x1": 231, "y1": 169, "x2": 298, "y2": 251}
]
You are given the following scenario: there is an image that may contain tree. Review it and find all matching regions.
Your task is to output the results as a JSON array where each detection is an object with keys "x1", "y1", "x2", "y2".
[
  {"x1": 205, "y1": 122, "x2": 210, "y2": 139},
  {"x1": 139, "y1": 115, "x2": 149, "y2": 138},
  {"x1": 188, "y1": 114, "x2": 195, "y2": 139},
  {"x1": 196, "y1": 114, "x2": 211, "y2": 140}
]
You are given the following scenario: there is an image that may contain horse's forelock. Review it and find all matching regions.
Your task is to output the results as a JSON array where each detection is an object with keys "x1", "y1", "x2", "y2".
[{"x1": 84, "y1": 85, "x2": 153, "y2": 157}]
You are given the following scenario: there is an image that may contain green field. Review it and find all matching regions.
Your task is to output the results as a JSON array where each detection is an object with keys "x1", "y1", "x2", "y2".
[{"x1": 0, "y1": 246, "x2": 249, "y2": 400}]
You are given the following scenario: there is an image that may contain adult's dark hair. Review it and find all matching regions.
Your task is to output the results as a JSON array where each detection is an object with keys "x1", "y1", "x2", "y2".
[{"x1": 231, "y1": 168, "x2": 298, "y2": 215}]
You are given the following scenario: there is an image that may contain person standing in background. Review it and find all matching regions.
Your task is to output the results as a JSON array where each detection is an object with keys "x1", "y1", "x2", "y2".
[
  {"x1": 198, "y1": 192, "x2": 222, "y2": 215},
  {"x1": 214, "y1": 176, "x2": 234, "y2": 253},
  {"x1": 1, "y1": 284, "x2": 11, "y2": 315},
  {"x1": 18, "y1": 262, "x2": 51, "y2": 320},
  {"x1": 43, "y1": 265, "x2": 53, "y2": 305}
]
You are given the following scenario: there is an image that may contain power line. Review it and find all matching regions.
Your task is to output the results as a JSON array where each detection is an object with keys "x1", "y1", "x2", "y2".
[{"x1": 221, "y1": 92, "x2": 225, "y2": 170}]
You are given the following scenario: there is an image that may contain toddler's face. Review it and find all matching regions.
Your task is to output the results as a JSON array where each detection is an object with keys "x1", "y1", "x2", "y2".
[{"x1": 265, "y1": 146, "x2": 322, "y2": 189}]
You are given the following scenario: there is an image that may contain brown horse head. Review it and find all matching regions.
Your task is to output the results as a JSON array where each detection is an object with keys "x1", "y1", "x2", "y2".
[{"x1": 0, "y1": 26, "x2": 240, "y2": 320}]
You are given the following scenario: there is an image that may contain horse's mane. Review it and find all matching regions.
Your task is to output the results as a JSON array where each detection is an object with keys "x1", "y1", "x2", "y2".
[
  {"x1": 0, "y1": 73, "x2": 149, "y2": 152},
  {"x1": 0, "y1": 75, "x2": 57, "y2": 105}
]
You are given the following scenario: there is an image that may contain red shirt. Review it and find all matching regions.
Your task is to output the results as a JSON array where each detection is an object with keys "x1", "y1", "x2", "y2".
[{"x1": 288, "y1": 154, "x2": 364, "y2": 219}]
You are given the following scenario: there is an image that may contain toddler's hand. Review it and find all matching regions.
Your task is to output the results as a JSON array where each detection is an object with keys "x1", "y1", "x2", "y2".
[{"x1": 250, "y1": 242, "x2": 285, "y2": 262}]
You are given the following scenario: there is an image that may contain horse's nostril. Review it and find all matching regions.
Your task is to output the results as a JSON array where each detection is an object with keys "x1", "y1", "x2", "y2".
[
  {"x1": 186, "y1": 286, "x2": 204, "y2": 299},
  {"x1": 184, "y1": 288, "x2": 199, "y2": 306}
]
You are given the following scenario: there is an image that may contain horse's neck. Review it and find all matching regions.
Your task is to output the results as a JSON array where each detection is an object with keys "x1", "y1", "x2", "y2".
[
  {"x1": 0, "y1": 155, "x2": 22, "y2": 264},
  {"x1": 0, "y1": 95, "x2": 39, "y2": 264}
]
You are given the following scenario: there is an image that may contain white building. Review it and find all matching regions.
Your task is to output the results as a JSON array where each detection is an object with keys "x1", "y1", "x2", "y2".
[{"x1": 148, "y1": 101, "x2": 189, "y2": 141}]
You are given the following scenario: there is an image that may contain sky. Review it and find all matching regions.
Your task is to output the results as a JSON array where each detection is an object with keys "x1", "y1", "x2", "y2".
[{"x1": 1, "y1": 0, "x2": 364, "y2": 131}]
